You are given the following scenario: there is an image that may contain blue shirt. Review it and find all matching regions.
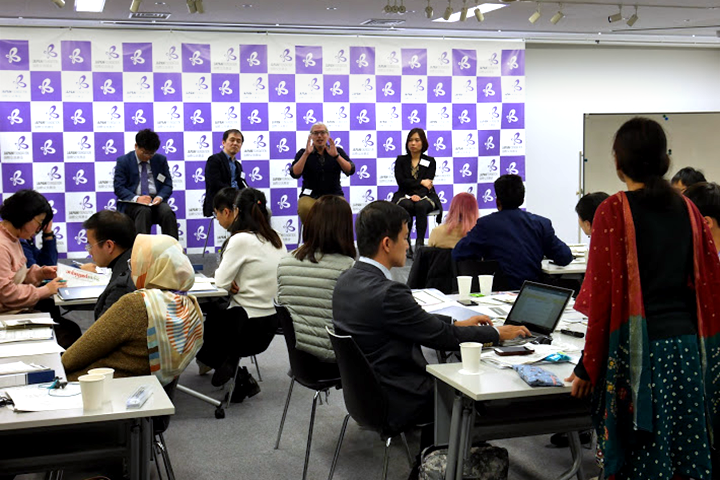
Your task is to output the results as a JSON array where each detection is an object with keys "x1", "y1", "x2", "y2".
[
  {"x1": 224, "y1": 151, "x2": 238, "y2": 189},
  {"x1": 452, "y1": 209, "x2": 572, "y2": 290}
]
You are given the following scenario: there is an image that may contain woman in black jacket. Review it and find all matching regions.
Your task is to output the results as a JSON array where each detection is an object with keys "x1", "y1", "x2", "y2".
[{"x1": 391, "y1": 128, "x2": 442, "y2": 257}]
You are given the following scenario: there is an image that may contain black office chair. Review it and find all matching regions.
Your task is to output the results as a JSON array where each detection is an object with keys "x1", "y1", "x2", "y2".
[
  {"x1": 152, "y1": 378, "x2": 179, "y2": 480},
  {"x1": 274, "y1": 305, "x2": 343, "y2": 480},
  {"x1": 326, "y1": 328, "x2": 414, "y2": 480},
  {"x1": 407, "y1": 246, "x2": 455, "y2": 294},
  {"x1": 452, "y1": 258, "x2": 512, "y2": 293}
]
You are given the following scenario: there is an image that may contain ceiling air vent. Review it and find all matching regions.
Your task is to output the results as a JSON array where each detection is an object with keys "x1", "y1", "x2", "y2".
[
  {"x1": 361, "y1": 18, "x2": 406, "y2": 27},
  {"x1": 129, "y1": 12, "x2": 171, "y2": 20}
]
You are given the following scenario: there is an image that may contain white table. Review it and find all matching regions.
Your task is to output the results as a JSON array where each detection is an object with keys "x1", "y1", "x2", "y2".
[
  {"x1": 0, "y1": 375, "x2": 174, "y2": 479},
  {"x1": 54, "y1": 285, "x2": 228, "y2": 306},
  {"x1": 541, "y1": 259, "x2": 587, "y2": 275}
]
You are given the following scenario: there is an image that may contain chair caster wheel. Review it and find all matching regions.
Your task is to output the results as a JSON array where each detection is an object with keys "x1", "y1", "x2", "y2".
[{"x1": 215, "y1": 407, "x2": 225, "y2": 419}]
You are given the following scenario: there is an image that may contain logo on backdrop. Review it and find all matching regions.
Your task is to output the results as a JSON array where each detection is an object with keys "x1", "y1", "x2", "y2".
[
  {"x1": 434, "y1": 137, "x2": 446, "y2": 151},
  {"x1": 512, "y1": 133, "x2": 523, "y2": 145},
  {"x1": 247, "y1": 51, "x2": 260, "y2": 67},
  {"x1": 506, "y1": 162, "x2": 519, "y2": 175},
  {"x1": 197, "y1": 135, "x2": 209, "y2": 149},
  {"x1": 41, "y1": 139, "x2": 56, "y2": 155},
  {"x1": 465, "y1": 134, "x2": 476, "y2": 147},
  {"x1": 73, "y1": 169, "x2": 88, "y2": 185},
  {"x1": 275, "y1": 81, "x2": 288, "y2": 96},
  {"x1": 513, "y1": 80, "x2": 522, "y2": 91},
  {"x1": 362, "y1": 189, "x2": 375, "y2": 202},
  {"x1": 168, "y1": 106, "x2": 180, "y2": 119},
  {"x1": 433, "y1": 82, "x2": 445, "y2": 97},
  {"x1": 74, "y1": 229, "x2": 87, "y2": 245},
  {"x1": 489, "y1": 53, "x2": 498, "y2": 65},
  {"x1": 357, "y1": 165, "x2": 370, "y2": 179},
  {"x1": 102, "y1": 139, "x2": 117, "y2": 155},
  {"x1": 283, "y1": 219, "x2": 296, "y2": 233},
  {"x1": 330, "y1": 81, "x2": 343, "y2": 96},
  {"x1": 254, "y1": 135, "x2": 267, "y2": 148},
  {"x1": 163, "y1": 139, "x2": 177, "y2": 155},
  {"x1": 302, "y1": 109, "x2": 316, "y2": 125},
  {"x1": 280, "y1": 49, "x2": 292, "y2": 62},
  {"x1": 308, "y1": 78, "x2": 320, "y2": 91},
  {"x1": 225, "y1": 48, "x2": 237, "y2": 62},
  {"x1": 44, "y1": 44, "x2": 58, "y2": 58},
  {"x1": 68, "y1": 48, "x2": 84, "y2": 65},
  {"x1": 387, "y1": 51, "x2": 399, "y2": 64},
  {"x1": 276, "y1": 138, "x2": 289, "y2": 153},
  {"x1": 15, "y1": 136, "x2": 28, "y2": 150},
  {"x1": 5, "y1": 47, "x2": 21, "y2": 64},
  {"x1": 194, "y1": 226, "x2": 207, "y2": 241},
  {"x1": 130, "y1": 49, "x2": 145, "y2": 65},
  {"x1": 138, "y1": 76, "x2": 150, "y2": 89},
  {"x1": 189, "y1": 109, "x2": 204, "y2": 125},
  {"x1": 408, "y1": 55, "x2": 421, "y2": 70},
  {"x1": 460, "y1": 164, "x2": 472, "y2": 178},
  {"x1": 277, "y1": 195, "x2": 290, "y2": 210},
  {"x1": 362, "y1": 134, "x2": 374, "y2": 147},
  {"x1": 106, "y1": 46, "x2": 119, "y2": 59},
  {"x1": 78, "y1": 136, "x2": 91, "y2": 149},
  {"x1": 39, "y1": 78, "x2": 54, "y2": 94},
  {"x1": 80, "y1": 195, "x2": 93, "y2": 210},
  {"x1": 250, "y1": 167, "x2": 263, "y2": 182},
  {"x1": 356, "y1": 54, "x2": 369, "y2": 68},
  {"x1": 482, "y1": 189, "x2": 494, "y2": 203},
  {"x1": 441, "y1": 160, "x2": 451, "y2": 173},
  {"x1": 196, "y1": 76, "x2": 209, "y2": 90},
  {"x1": 189, "y1": 50, "x2": 204, "y2": 66},
  {"x1": 161, "y1": 79, "x2": 175, "y2": 95},
  {"x1": 192, "y1": 168, "x2": 205, "y2": 183},
  {"x1": 507, "y1": 55, "x2": 519, "y2": 70},
  {"x1": 7, "y1": 108, "x2": 23, "y2": 125},
  {"x1": 101, "y1": 79, "x2": 115, "y2": 95},
  {"x1": 9, "y1": 170, "x2": 25, "y2": 187},
  {"x1": 335, "y1": 50, "x2": 347, "y2": 63},
  {"x1": 104, "y1": 198, "x2": 117, "y2": 211},
  {"x1": 166, "y1": 46, "x2": 179, "y2": 60},
  {"x1": 506, "y1": 109, "x2": 518, "y2": 124},
  {"x1": 226, "y1": 106, "x2": 237, "y2": 120},
  {"x1": 407, "y1": 109, "x2": 420, "y2": 125},
  {"x1": 13, "y1": 74, "x2": 26, "y2": 89},
  {"x1": 132, "y1": 109, "x2": 146, "y2": 125},
  {"x1": 47, "y1": 105, "x2": 59, "y2": 120},
  {"x1": 383, "y1": 137, "x2": 395, "y2": 152}
]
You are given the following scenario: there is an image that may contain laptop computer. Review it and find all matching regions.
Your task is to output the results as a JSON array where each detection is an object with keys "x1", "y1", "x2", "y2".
[
  {"x1": 500, "y1": 281, "x2": 574, "y2": 346},
  {"x1": 57, "y1": 285, "x2": 108, "y2": 301}
]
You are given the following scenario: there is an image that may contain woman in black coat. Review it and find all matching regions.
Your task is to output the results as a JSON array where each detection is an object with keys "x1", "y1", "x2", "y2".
[{"x1": 391, "y1": 128, "x2": 442, "y2": 257}]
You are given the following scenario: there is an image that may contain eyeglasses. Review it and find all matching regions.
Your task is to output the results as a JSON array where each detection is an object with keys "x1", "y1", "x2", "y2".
[
  {"x1": 127, "y1": 258, "x2": 132, "y2": 271},
  {"x1": 31, "y1": 216, "x2": 45, "y2": 232},
  {"x1": 84, "y1": 240, "x2": 106, "y2": 253},
  {"x1": 311, "y1": 130, "x2": 328, "y2": 136}
]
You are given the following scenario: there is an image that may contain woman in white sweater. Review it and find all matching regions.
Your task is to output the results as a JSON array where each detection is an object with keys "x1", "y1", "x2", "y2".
[{"x1": 197, "y1": 188, "x2": 286, "y2": 402}]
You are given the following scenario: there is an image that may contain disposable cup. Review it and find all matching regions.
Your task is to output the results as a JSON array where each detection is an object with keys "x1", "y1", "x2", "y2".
[
  {"x1": 459, "y1": 342, "x2": 482, "y2": 375},
  {"x1": 478, "y1": 275, "x2": 494, "y2": 296},
  {"x1": 78, "y1": 374, "x2": 105, "y2": 411},
  {"x1": 457, "y1": 276, "x2": 472, "y2": 300},
  {"x1": 88, "y1": 367, "x2": 114, "y2": 403}
]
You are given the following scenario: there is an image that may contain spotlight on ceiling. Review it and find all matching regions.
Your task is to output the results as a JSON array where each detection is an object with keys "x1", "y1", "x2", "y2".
[
  {"x1": 550, "y1": 9, "x2": 564, "y2": 24},
  {"x1": 195, "y1": 0, "x2": 204, "y2": 13},
  {"x1": 459, "y1": 4, "x2": 468, "y2": 21},
  {"x1": 186, "y1": 0, "x2": 197, "y2": 13},
  {"x1": 51, "y1": 0, "x2": 65, "y2": 7},
  {"x1": 425, "y1": 5, "x2": 434, "y2": 18},
  {"x1": 474, "y1": 7, "x2": 484, "y2": 22},
  {"x1": 608, "y1": 6, "x2": 622, "y2": 23},
  {"x1": 626, "y1": 6, "x2": 638, "y2": 26},
  {"x1": 129, "y1": 0, "x2": 141, "y2": 13},
  {"x1": 529, "y1": 10, "x2": 541, "y2": 24},
  {"x1": 443, "y1": 2, "x2": 453, "y2": 21}
]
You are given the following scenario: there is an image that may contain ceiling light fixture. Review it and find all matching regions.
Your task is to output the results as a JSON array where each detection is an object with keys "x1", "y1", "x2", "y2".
[
  {"x1": 425, "y1": 0, "x2": 433, "y2": 18},
  {"x1": 51, "y1": 0, "x2": 66, "y2": 7},
  {"x1": 475, "y1": 8, "x2": 485, "y2": 21},
  {"x1": 195, "y1": 0, "x2": 204, "y2": 13},
  {"x1": 626, "y1": 6, "x2": 638, "y2": 26},
  {"x1": 608, "y1": 5, "x2": 622, "y2": 23},
  {"x1": 186, "y1": 0, "x2": 196, "y2": 13},
  {"x1": 528, "y1": 3, "x2": 541, "y2": 24},
  {"x1": 76, "y1": 0, "x2": 106, "y2": 12},
  {"x1": 550, "y1": 4, "x2": 564, "y2": 24},
  {"x1": 459, "y1": 0, "x2": 469, "y2": 21},
  {"x1": 443, "y1": 0, "x2": 454, "y2": 21},
  {"x1": 129, "y1": 0, "x2": 141, "y2": 13}
]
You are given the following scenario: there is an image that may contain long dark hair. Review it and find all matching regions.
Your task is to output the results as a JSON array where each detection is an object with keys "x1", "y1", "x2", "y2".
[
  {"x1": 294, "y1": 195, "x2": 356, "y2": 263},
  {"x1": 223, "y1": 188, "x2": 282, "y2": 254},
  {"x1": 613, "y1": 117, "x2": 675, "y2": 204}
]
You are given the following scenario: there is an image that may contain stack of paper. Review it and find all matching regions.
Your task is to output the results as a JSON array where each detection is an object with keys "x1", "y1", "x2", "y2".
[
  {"x1": 0, "y1": 328, "x2": 53, "y2": 344},
  {"x1": 57, "y1": 263, "x2": 109, "y2": 287}
]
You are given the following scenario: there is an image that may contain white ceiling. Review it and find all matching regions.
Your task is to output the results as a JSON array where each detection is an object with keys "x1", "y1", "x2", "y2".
[{"x1": 4, "y1": 0, "x2": 720, "y2": 46}]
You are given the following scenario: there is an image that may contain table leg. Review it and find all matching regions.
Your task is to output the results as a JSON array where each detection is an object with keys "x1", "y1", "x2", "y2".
[
  {"x1": 455, "y1": 400, "x2": 473, "y2": 480},
  {"x1": 129, "y1": 417, "x2": 152, "y2": 480},
  {"x1": 443, "y1": 394, "x2": 464, "y2": 480},
  {"x1": 556, "y1": 430, "x2": 585, "y2": 480}
]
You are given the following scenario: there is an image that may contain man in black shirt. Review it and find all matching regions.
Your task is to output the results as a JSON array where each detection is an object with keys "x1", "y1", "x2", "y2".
[{"x1": 290, "y1": 122, "x2": 355, "y2": 224}]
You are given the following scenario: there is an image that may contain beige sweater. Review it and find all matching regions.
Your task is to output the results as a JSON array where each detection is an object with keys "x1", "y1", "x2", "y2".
[
  {"x1": 62, "y1": 292, "x2": 150, "y2": 381},
  {"x1": 428, "y1": 224, "x2": 465, "y2": 249}
]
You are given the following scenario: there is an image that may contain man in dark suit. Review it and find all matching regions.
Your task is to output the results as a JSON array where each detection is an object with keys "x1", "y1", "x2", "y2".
[
  {"x1": 202, "y1": 129, "x2": 248, "y2": 217},
  {"x1": 113, "y1": 129, "x2": 178, "y2": 239},
  {"x1": 332, "y1": 201, "x2": 529, "y2": 446},
  {"x1": 82, "y1": 210, "x2": 137, "y2": 320}
]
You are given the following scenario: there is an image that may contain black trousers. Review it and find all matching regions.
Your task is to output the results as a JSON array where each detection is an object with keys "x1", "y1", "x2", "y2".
[
  {"x1": 35, "y1": 298, "x2": 81, "y2": 350},
  {"x1": 124, "y1": 200, "x2": 179, "y2": 239},
  {"x1": 397, "y1": 198, "x2": 434, "y2": 246}
]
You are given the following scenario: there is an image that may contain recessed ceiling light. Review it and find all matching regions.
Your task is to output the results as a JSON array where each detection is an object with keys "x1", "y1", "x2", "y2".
[
  {"x1": 327, "y1": 6, "x2": 337, "y2": 10},
  {"x1": 433, "y1": 3, "x2": 505, "y2": 22},
  {"x1": 155, "y1": 1, "x2": 165, "y2": 4},
  {"x1": 242, "y1": 4, "x2": 253, "y2": 7},
  {"x1": 76, "y1": 0, "x2": 106, "y2": 12}
]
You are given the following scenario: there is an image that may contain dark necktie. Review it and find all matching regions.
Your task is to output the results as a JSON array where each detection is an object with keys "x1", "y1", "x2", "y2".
[{"x1": 140, "y1": 162, "x2": 149, "y2": 196}]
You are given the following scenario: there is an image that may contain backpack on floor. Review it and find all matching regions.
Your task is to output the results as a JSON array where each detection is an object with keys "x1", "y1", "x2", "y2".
[{"x1": 419, "y1": 443, "x2": 509, "y2": 480}]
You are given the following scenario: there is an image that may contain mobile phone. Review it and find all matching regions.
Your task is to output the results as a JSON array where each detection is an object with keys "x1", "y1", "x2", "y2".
[
  {"x1": 494, "y1": 346, "x2": 535, "y2": 356},
  {"x1": 458, "y1": 299, "x2": 478, "y2": 306}
]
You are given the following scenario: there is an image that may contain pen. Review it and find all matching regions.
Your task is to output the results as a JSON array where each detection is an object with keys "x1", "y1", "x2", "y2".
[{"x1": 560, "y1": 329, "x2": 585, "y2": 338}]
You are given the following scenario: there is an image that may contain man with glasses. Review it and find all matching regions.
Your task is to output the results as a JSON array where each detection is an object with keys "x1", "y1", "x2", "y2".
[
  {"x1": 203, "y1": 129, "x2": 248, "y2": 218},
  {"x1": 291, "y1": 122, "x2": 355, "y2": 224},
  {"x1": 82, "y1": 211, "x2": 137, "y2": 320},
  {"x1": 113, "y1": 129, "x2": 178, "y2": 239}
]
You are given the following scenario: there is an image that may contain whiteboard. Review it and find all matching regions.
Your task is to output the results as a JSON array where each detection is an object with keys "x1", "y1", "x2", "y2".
[{"x1": 582, "y1": 112, "x2": 720, "y2": 198}]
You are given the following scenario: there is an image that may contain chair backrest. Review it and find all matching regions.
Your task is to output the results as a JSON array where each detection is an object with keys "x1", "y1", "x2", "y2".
[
  {"x1": 453, "y1": 258, "x2": 512, "y2": 292},
  {"x1": 275, "y1": 304, "x2": 340, "y2": 387},
  {"x1": 407, "y1": 246, "x2": 455, "y2": 294},
  {"x1": 327, "y1": 327, "x2": 389, "y2": 435}
]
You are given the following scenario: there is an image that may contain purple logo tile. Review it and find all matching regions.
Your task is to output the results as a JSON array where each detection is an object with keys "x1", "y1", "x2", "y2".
[
  {"x1": 0, "y1": 102, "x2": 30, "y2": 132},
  {"x1": 401, "y1": 48, "x2": 427, "y2": 75},
  {"x1": 270, "y1": 187, "x2": 298, "y2": 217},
  {"x1": 295, "y1": 103, "x2": 323, "y2": 131},
  {"x1": 92, "y1": 72, "x2": 123, "y2": 102},
  {"x1": 44, "y1": 193, "x2": 66, "y2": 222},
  {"x1": 454, "y1": 158, "x2": 477, "y2": 184},
  {"x1": 243, "y1": 160, "x2": 270, "y2": 189},
  {"x1": 434, "y1": 184, "x2": 453, "y2": 208},
  {"x1": 63, "y1": 102, "x2": 93, "y2": 132},
  {"x1": 66, "y1": 223, "x2": 88, "y2": 252},
  {"x1": 401, "y1": 104, "x2": 426, "y2": 131},
  {"x1": 478, "y1": 130, "x2": 500, "y2": 156},
  {"x1": 185, "y1": 161, "x2": 206, "y2": 190},
  {"x1": 182, "y1": 103, "x2": 210, "y2": 132},
  {"x1": 377, "y1": 185, "x2": 396, "y2": 203},
  {"x1": 501, "y1": 50, "x2": 525, "y2": 76},
  {"x1": 452, "y1": 49, "x2": 477, "y2": 76},
  {"x1": 501, "y1": 103, "x2": 525, "y2": 129},
  {"x1": 212, "y1": 73, "x2": 239, "y2": 102},
  {"x1": 240, "y1": 103, "x2": 268, "y2": 131},
  {"x1": 182, "y1": 43, "x2": 211, "y2": 73},
  {"x1": 270, "y1": 131, "x2": 295, "y2": 160},
  {"x1": 124, "y1": 103, "x2": 154, "y2": 131},
  {"x1": 350, "y1": 47, "x2": 375, "y2": 75},
  {"x1": 96, "y1": 192, "x2": 118, "y2": 213},
  {"x1": 153, "y1": 73, "x2": 182, "y2": 102},
  {"x1": 324, "y1": 74, "x2": 349, "y2": 103},
  {"x1": 427, "y1": 76, "x2": 451, "y2": 103},
  {"x1": 160, "y1": 132, "x2": 184, "y2": 161},
  {"x1": 123, "y1": 43, "x2": 152, "y2": 72},
  {"x1": 269, "y1": 74, "x2": 295, "y2": 102},
  {"x1": 427, "y1": 131, "x2": 452, "y2": 157},
  {"x1": 94, "y1": 132, "x2": 124, "y2": 162},
  {"x1": 350, "y1": 103, "x2": 375, "y2": 131},
  {"x1": 186, "y1": 219, "x2": 210, "y2": 248},
  {"x1": 65, "y1": 163, "x2": 95, "y2": 192},
  {"x1": 453, "y1": 104, "x2": 476, "y2": 130},
  {"x1": 478, "y1": 183, "x2": 497, "y2": 208},
  {"x1": 295, "y1": 46, "x2": 322, "y2": 75},
  {"x1": 477, "y1": 77, "x2": 501, "y2": 103},
  {"x1": 211, "y1": 132, "x2": 224, "y2": 153},
  {"x1": 239, "y1": 45, "x2": 267, "y2": 74},
  {"x1": 501, "y1": 156, "x2": 525, "y2": 179},
  {"x1": 376, "y1": 131, "x2": 401, "y2": 158},
  {"x1": 351, "y1": 159, "x2": 376, "y2": 186},
  {"x1": 166, "y1": 191, "x2": 185, "y2": 219},
  {"x1": 61, "y1": 41, "x2": 91, "y2": 71},
  {"x1": 2, "y1": 163, "x2": 32, "y2": 193},
  {"x1": 0, "y1": 40, "x2": 29, "y2": 70},
  {"x1": 33, "y1": 132, "x2": 64, "y2": 162},
  {"x1": 376, "y1": 75, "x2": 400, "y2": 103},
  {"x1": 31, "y1": 71, "x2": 62, "y2": 102}
]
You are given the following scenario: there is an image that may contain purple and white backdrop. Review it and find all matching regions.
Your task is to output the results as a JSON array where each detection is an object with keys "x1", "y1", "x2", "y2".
[{"x1": 0, "y1": 28, "x2": 525, "y2": 258}]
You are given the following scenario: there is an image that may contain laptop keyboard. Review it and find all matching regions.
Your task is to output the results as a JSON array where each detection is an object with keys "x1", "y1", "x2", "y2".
[{"x1": 500, "y1": 333, "x2": 551, "y2": 346}]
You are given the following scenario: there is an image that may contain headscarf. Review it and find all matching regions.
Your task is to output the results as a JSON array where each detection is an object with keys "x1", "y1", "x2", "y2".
[{"x1": 131, "y1": 234, "x2": 204, "y2": 386}]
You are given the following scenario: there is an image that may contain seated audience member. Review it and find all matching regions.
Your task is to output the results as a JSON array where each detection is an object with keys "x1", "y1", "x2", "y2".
[
  {"x1": 332, "y1": 201, "x2": 529, "y2": 453},
  {"x1": 291, "y1": 122, "x2": 355, "y2": 225},
  {"x1": 113, "y1": 128, "x2": 179, "y2": 239},
  {"x1": 62, "y1": 234, "x2": 203, "y2": 383},
  {"x1": 575, "y1": 192, "x2": 610, "y2": 237},
  {"x1": 671, "y1": 166, "x2": 706, "y2": 193},
  {"x1": 453, "y1": 174, "x2": 573, "y2": 290},
  {"x1": 203, "y1": 129, "x2": 248, "y2": 218},
  {"x1": 428, "y1": 192, "x2": 479, "y2": 249},
  {"x1": 20, "y1": 205, "x2": 57, "y2": 268},
  {"x1": 392, "y1": 128, "x2": 442, "y2": 256},
  {"x1": 196, "y1": 188, "x2": 287, "y2": 403},
  {"x1": 0, "y1": 190, "x2": 80, "y2": 348},
  {"x1": 685, "y1": 182, "x2": 720, "y2": 252},
  {"x1": 82, "y1": 211, "x2": 138, "y2": 320},
  {"x1": 277, "y1": 195, "x2": 356, "y2": 363}
]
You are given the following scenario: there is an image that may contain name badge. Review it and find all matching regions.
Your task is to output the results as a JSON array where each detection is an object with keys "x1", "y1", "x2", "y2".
[
  {"x1": 419, "y1": 159, "x2": 430, "y2": 168},
  {"x1": 302, "y1": 188, "x2": 313, "y2": 196},
  {"x1": 156, "y1": 173, "x2": 166, "y2": 183},
  {"x1": 241, "y1": 172, "x2": 246, "y2": 179}
]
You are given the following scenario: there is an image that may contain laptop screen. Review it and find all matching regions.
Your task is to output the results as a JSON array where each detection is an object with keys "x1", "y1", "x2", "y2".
[{"x1": 504, "y1": 281, "x2": 573, "y2": 335}]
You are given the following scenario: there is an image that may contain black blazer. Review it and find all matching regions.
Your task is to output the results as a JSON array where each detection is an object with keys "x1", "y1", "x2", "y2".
[
  {"x1": 391, "y1": 154, "x2": 442, "y2": 214},
  {"x1": 332, "y1": 262, "x2": 498, "y2": 431},
  {"x1": 203, "y1": 152, "x2": 247, "y2": 217},
  {"x1": 94, "y1": 248, "x2": 136, "y2": 321},
  {"x1": 114, "y1": 151, "x2": 173, "y2": 213}
]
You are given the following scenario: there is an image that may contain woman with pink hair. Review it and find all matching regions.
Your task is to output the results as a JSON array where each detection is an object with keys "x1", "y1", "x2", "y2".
[{"x1": 428, "y1": 192, "x2": 479, "y2": 249}]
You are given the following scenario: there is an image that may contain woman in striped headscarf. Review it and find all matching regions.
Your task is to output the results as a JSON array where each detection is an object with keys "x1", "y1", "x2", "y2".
[{"x1": 63, "y1": 234, "x2": 204, "y2": 385}]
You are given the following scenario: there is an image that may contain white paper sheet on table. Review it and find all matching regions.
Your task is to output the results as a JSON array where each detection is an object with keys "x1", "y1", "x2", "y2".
[
  {"x1": 0, "y1": 361, "x2": 48, "y2": 375},
  {"x1": 0, "y1": 340, "x2": 65, "y2": 358},
  {"x1": 481, "y1": 343, "x2": 581, "y2": 368},
  {"x1": 57, "y1": 263, "x2": 109, "y2": 287},
  {"x1": 0, "y1": 328, "x2": 54, "y2": 344},
  {"x1": 3, "y1": 383, "x2": 82, "y2": 411}
]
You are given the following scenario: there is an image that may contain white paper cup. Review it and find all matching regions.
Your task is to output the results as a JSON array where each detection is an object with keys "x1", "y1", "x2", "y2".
[
  {"x1": 459, "y1": 342, "x2": 482, "y2": 374},
  {"x1": 78, "y1": 374, "x2": 105, "y2": 411},
  {"x1": 457, "y1": 276, "x2": 472, "y2": 300},
  {"x1": 88, "y1": 367, "x2": 114, "y2": 403},
  {"x1": 478, "y1": 275, "x2": 494, "y2": 296}
]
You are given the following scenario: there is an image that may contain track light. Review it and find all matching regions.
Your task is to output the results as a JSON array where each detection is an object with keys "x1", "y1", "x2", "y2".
[
  {"x1": 529, "y1": 4, "x2": 541, "y2": 24},
  {"x1": 474, "y1": 7, "x2": 484, "y2": 22},
  {"x1": 626, "y1": 6, "x2": 638, "y2": 26},
  {"x1": 51, "y1": 0, "x2": 65, "y2": 7},
  {"x1": 195, "y1": 0, "x2": 204, "y2": 13},
  {"x1": 550, "y1": 4, "x2": 564, "y2": 25},
  {"x1": 459, "y1": 0, "x2": 468, "y2": 21},
  {"x1": 608, "y1": 6, "x2": 622, "y2": 23},
  {"x1": 425, "y1": 0, "x2": 433, "y2": 18},
  {"x1": 129, "y1": 0, "x2": 141, "y2": 13},
  {"x1": 443, "y1": 0, "x2": 453, "y2": 21}
]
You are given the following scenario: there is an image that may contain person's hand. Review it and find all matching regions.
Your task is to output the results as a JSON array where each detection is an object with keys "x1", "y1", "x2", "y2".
[
  {"x1": 42, "y1": 220, "x2": 54, "y2": 235},
  {"x1": 151, "y1": 197, "x2": 162, "y2": 206},
  {"x1": 230, "y1": 281, "x2": 239, "y2": 295},
  {"x1": 45, "y1": 277, "x2": 66, "y2": 295},
  {"x1": 566, "y1": 372, "x2": 593, "y2": 398},
  {"x1": 420, "y1": 179, "x2": 433, "y2": 189},
  {"x1": 455, "y1": 315, "x2": 493, "y2": 327},
  {"x1": 411, "y1": 195, "x2": 421, "y2": 202},
  {"x1": 327, "y1": 136, "x2": 339, "y2": 158},
  {"x1": 80, "y1": 263, "x2": 97, "y2": 272},
  {"x1": 306, "y1": 135, "x2": 315, "y2": 154},
  {"x1": 137, "y1": 195, "x2": 152, "y2": 205},
  {"x1": 40, "y1": 265, "x2": 57, "y2": 280},
  {"x1": 497, "y1": 325, "x2": 531, "y2": 341}
]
